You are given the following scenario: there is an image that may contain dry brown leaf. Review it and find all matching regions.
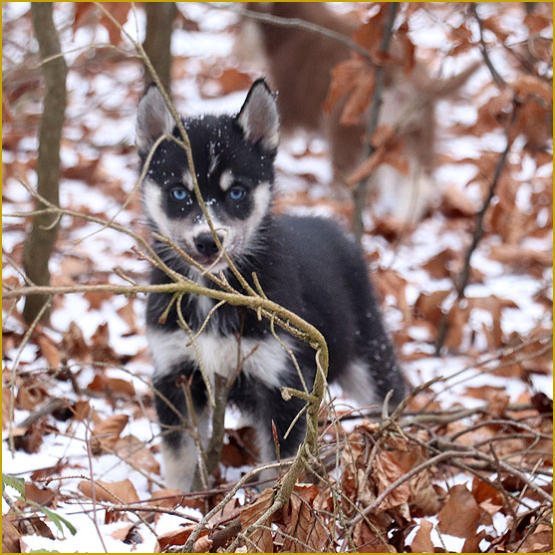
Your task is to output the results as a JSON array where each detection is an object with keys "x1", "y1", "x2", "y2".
[
  {"x1": 396, "y1": 21, "x2": 416, "y2": 73},
  {"x1": 78, "y1": 478, "x2": 139, "y2": 504},
  {"x1": 110, "y1": 524, "x2": 134, "y2": 542},
  {"x1": 340, "y1": 70, "x2": 375, "y2": 125},
  {"x1": 374, "y1": 268, "x2": 411, "y2": 324},
  {"x1": 422, "y1": 248, "x2": 456, "y2": 279},
  {"x1": 37, "y1": 335, "x2": 61, "y2": 368},
  {"x1": 371, "y1": 215, "x2": 407, "y2": 242},
  {"x1": 116, "y1": 300, "x2": 137, "y2": 332},
  {"x1": 91, "y1": 413, "x2": 129, "y2": 454},
  {"x1": 488, "y1": 244, "x2": 552, "y2": 276},
  {"x1": 59, "y1": 255, "x2": 93, "y2": 278},
  {"x1": 30, "y1": 460, "x2": 65, "y2": 482},
  {"x1": 411, "y1": 519, "x2": 434, "y2": 552},
  {"x1": 324, "y1": 58, "x2": 367, "y2": 113},
  {"x1": 114, "y1": 434, "x2": 161, "y2": 475},
  {"x1": 90, "y1": 322, "x2": 120, "y2": 363},
  {"x1": 62, "y1": 155, "x2": 99, "y2": 183},
  {"x1": 352, "y1": 519, "x2": 395, "y2": 553},
  {"x1": 24, "y1": 482, "x2": 56, "y2": 507},
  {"x1": 471, "y1": 477, "x2": 505, "y2": 506},
  {"x1": 16, "y1": 383, "x2": 48, "y2": 411},
  {"x1": 410, "y1": 471, "x2": 441, "y2": 516},
  {"x1": 481, "y1": 15, "x2": 510, "y2": 41},
  {"x1": 99, "y1": 2, "x2": 131, "y2": 46},
  {"x1": 157, "y1": 524, "x2": 198, "y2": 551},
  {"x1": 72, "y1": 400, "x2": 92, "y2": 421},
  {"x1": 239, "y1": 487, "x2": 274, "y2": 552},
  {"x1": 217, "y1": 68, "x2": 253, "y2": 95},
  {"x1": 193, "y1": 535, "x2": 213, "y2": 553},
  {"x1": 437, "y1": 484, "x2": 480, "y2": 539},
  {"x1": 440, "y1": 184, "x2": 476, "y2": 218},
  {"x1": 282, "y1": 484, "x2": 329, "y2": 552},
  {"x1": 524, "y1": 11, "x2": 552, "y2": 32},
  {"x1": 84, "y1": 290, "x2": 113, "y2": 310},
  {"x1": 518, "y1": 527, "x2": 553, "y2": 553},
  {"x1": 352, "y1": 7, "x2": 384, "y2": 54},
  {"x1": 462, "y1": 528, "x2": 488, "y2": 553},
  {"x1": 347, "y1": 145, "x2": 387, "y2": 186},
  {"x1": 513, "y1": 74, "x2": 553, "y2": 104},
  {"x1": 87, "y1": 374, "x2": 135, "y2": 398},
  {"x1": 414, "y1": 290, "x2": 450, "y2": 326},
  {"x1": 372, "y1": 451, "x2": 410, "y2": 514},
  {"x1": 2, "y1": 276, "x2": 20, "y2": 316},
  {"x1": 61, "y1": 321, "x2": 89, "y2": 361},
  {"x1": 444, "y1": 304, "x2": 468, "y2": 350},
  {"x1": 13, "y1": 421, "x2": 44, "y2": 453},
  {"x1": 2, "y1": 514, "x2": 21, "y2": 554}
]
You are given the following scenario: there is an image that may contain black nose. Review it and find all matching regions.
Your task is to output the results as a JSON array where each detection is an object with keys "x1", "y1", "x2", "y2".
[{"x1": 194, "y1": 232, "x2": 221, "y2": 258}]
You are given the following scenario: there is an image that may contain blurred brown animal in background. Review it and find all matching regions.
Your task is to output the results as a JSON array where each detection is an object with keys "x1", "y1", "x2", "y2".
[{"x1": 234, "y1": 2, "x2": 479, "y2": 225}]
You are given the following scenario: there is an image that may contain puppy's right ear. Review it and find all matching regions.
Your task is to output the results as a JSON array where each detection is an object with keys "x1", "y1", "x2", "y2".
[{"x1": 136, "y1": 86, "x2": 174, "y2": 156}]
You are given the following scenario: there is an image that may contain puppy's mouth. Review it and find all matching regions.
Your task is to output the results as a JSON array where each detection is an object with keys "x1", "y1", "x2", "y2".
[{"x1": 188, "y1": 251, "x2": 231, "y2": 274}]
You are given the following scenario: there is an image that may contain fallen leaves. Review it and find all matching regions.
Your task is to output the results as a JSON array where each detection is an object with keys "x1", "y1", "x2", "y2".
[
  {"x1": 411, "y1": 518, "x2": 434, "y2": 552},
  {"x1": 239, "y1": 487, "x2": 275, "y2": 552},
  {"x1": 281, "y1": 484, "x2": 330, "y2": 552},
  {"x1": 78, "y1": 478, "x2": 139, "y2": 505},
  {"x1": 437, "y1": 484, "x2": 481, "y2": 539},
  {"x1": 90, "y1": 413, "x2": 129, "y2": 454}
]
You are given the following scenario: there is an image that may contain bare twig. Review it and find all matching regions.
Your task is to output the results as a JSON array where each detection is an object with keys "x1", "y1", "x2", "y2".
[
  {"x1": 8, "y1": 297, "x2": 52, "y2": 454},
  {"x1": 434, "y1": 98, "x2": 519, "y2": 354},
  {"x1": 84, "y1": 424, "x2": 108, "y2": 553},
  {"x1": 352, "y1": 3, "x2": 400, "y2": 243},
  {"x1": 471, "y1": 3, "x2": 508, "y2": 89}
]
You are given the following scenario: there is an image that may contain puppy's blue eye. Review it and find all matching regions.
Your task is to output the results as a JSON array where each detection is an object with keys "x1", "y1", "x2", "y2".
[
  {"x1": 171, "y1": 187, "x2": 188, "y2": 201},
  {"x1": 228, "y1": 186, "x2": 246, "y2": 201}
]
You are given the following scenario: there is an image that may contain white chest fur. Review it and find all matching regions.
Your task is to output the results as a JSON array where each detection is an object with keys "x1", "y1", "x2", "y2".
[{"x1": 147, "y1": 326, "x2": 291, "y2": 389}]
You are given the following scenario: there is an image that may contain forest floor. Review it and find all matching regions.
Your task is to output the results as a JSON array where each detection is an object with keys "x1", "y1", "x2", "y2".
[{"x1": 2, "y1": 3, "x2": 552, "y2": 553}]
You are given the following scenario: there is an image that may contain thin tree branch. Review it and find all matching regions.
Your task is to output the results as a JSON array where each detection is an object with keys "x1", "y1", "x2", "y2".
[
  {"x1": 352, "y1": 3, "x2": 400, "y2": 243},
  {"x1": 435, "y1": 98, "x2": 520, "y2": 354},
  {"x1": 471, "y1": 3, "x2": 508, "y2": 90}
]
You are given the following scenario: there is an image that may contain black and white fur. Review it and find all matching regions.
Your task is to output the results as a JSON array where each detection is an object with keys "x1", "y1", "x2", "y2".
[{"x1": 136, "y1": 79, "x2": 406, "y2": 491}]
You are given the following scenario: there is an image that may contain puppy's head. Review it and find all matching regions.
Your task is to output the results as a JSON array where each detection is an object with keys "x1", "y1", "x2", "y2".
[{"x1": 136, "y1": 79, "x2": 279, "y2": 272}]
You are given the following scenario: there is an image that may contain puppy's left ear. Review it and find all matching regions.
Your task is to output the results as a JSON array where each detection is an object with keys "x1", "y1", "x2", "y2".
[{"x1": 236, "y1": 79, "x2": 279, "y2": 151}]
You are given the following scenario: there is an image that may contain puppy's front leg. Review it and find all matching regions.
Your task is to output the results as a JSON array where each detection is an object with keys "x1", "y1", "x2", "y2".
[{"x1": 152, "y1": 367, "x2": 209, "y2": 491}]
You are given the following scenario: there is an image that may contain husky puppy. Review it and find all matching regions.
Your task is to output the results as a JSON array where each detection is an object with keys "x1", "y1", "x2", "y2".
[{"x1": 136, "y1": 79, "x2": 406, "y2": 491}]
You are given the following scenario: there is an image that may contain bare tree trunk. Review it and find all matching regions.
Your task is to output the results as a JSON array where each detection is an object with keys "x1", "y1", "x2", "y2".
[
  {"x1": 23, "y1": 3, "x2": 67, "y2": 323},
  {"x1": 142, "y1": 2, "x2": 176, "y2": 92}
]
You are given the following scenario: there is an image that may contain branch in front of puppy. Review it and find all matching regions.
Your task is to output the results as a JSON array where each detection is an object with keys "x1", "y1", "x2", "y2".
[
  {"x1": 7, "y1": 180, "x2": 332, "y2": 552},
  {"x1": 16, "y1": 6, "x2": 332, "y2": 545}
]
